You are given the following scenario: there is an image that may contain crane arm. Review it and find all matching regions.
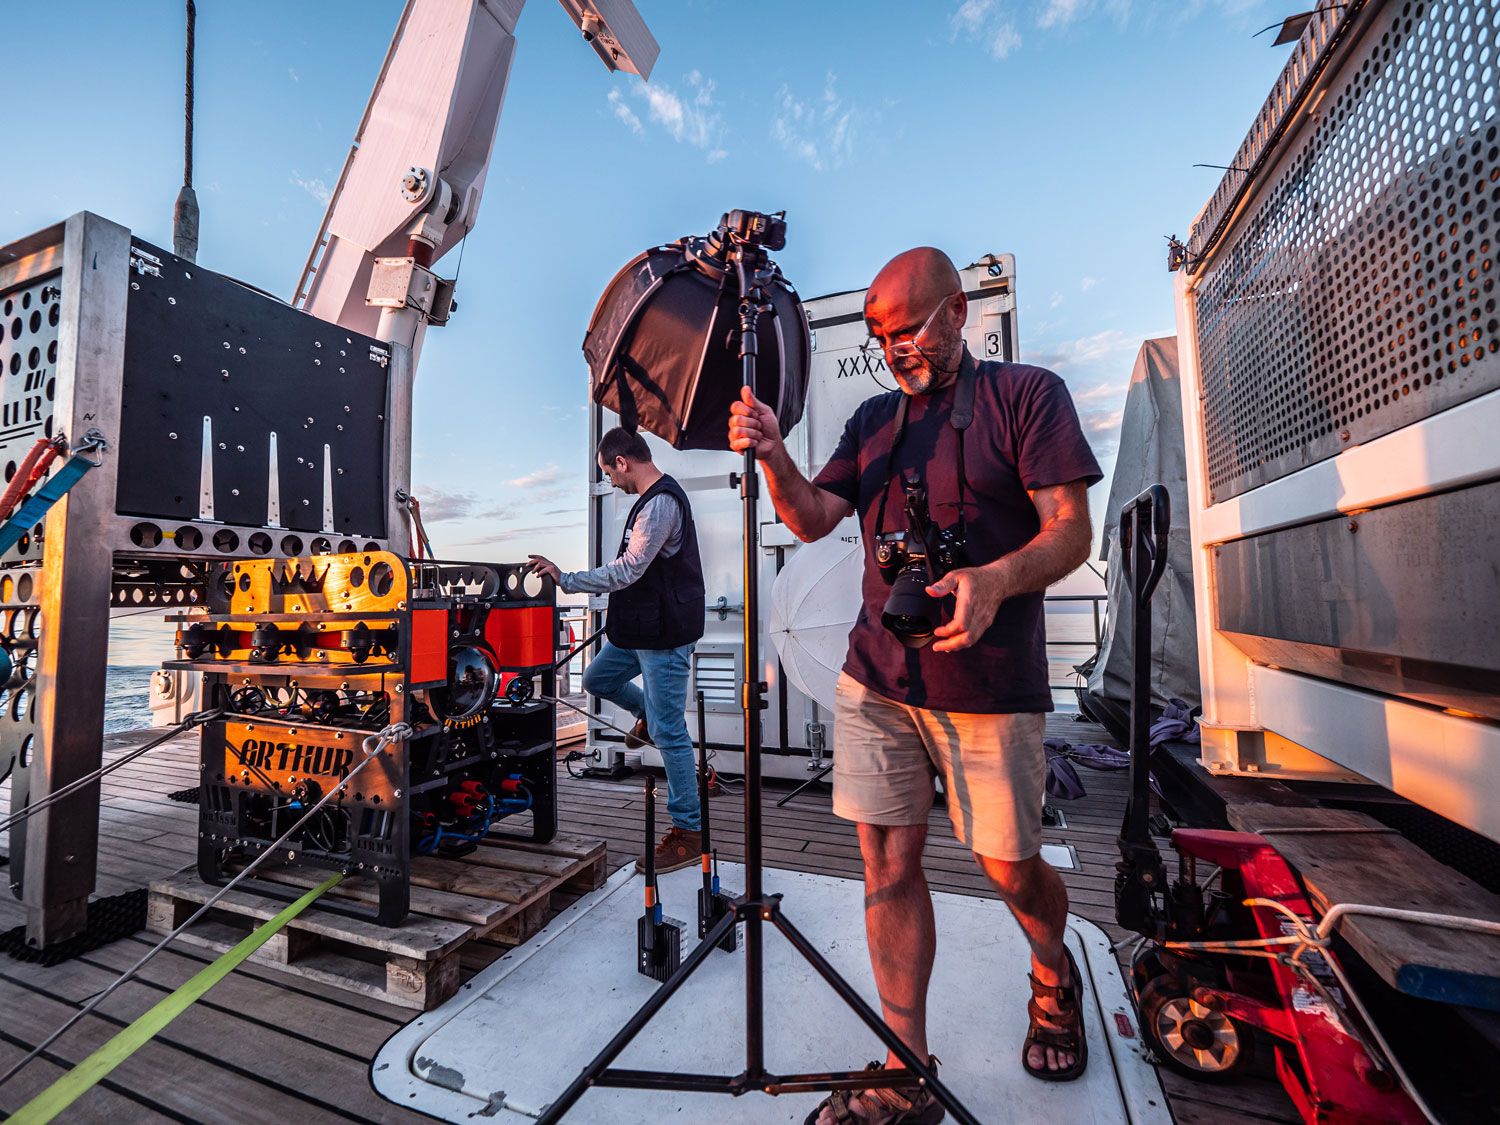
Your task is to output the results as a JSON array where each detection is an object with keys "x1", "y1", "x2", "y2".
[{"x1": 294, "y1": 0, "x2": 656, "y2": 346}]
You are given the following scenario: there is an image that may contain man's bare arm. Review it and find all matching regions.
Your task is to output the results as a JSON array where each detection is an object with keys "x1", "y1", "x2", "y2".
[
  {"x1": 927, "y1": 480, "x2": 1092, "y2": 652},
  {"x1": 985, "y1": 480, "x2": 1093, "y2": 596},
  {"x1": 728, "y1": 387, "x2": 851, "y2": 542}
]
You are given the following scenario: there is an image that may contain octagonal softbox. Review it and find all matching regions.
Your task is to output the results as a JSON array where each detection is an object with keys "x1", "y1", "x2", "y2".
[{"x1": 583, "y1": 232, "x2": 811, "y2": 451}]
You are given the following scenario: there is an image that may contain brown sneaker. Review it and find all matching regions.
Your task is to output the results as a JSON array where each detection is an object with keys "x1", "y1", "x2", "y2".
[
  {"x1": 635, "y1": 827, "x2": 702, "y2": 874},
  {"x1": 623, "y1": 718, "x2": 649, "y2": 749}
]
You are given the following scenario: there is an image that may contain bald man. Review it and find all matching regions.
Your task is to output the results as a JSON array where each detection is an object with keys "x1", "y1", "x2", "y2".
[{"x1": 731, "y1": 248, "x2": 1102, "y2": 1122}]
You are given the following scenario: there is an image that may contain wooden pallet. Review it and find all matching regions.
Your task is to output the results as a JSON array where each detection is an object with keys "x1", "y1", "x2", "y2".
[{"x1": 146, "y1": 832, "x2": 611, "y2": 1010}]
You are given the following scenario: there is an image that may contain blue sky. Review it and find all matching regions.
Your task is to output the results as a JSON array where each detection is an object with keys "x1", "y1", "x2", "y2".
[{"x1": 12, "y1": 0, "x2": 1290, "y2": 590}]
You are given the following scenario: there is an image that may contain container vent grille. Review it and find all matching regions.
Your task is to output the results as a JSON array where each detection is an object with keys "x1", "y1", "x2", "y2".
[{"x1": 1196, "y1": 0, "x2": 1500, "y2": 502}]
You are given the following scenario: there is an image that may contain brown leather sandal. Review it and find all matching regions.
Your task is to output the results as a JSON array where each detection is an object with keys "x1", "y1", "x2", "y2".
[
  {"x1": 801, "y1": 1058, "x2": 946, "y2": 1125},
  {"x1": 1022, "y1": 946, "x2": 1089, "y2": 1082}
]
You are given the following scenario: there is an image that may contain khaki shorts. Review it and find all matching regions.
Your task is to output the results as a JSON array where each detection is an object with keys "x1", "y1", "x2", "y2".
[{"x1": 831, "y1": 672, "x2": 1047, "y2": 861}]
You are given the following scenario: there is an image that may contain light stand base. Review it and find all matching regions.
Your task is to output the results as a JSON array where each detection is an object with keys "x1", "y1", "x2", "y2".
[{"x1": 538, "y1": 895, "x2": 977, "y2": 1124}]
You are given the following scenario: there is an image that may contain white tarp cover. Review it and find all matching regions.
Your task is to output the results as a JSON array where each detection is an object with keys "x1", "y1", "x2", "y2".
[{"x1": 1089, "y1": 337, "x2": 1200, "y2": 711}]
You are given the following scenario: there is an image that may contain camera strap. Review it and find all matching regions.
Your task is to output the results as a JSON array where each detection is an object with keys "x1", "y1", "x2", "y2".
[{"x1": 873, "y1": 354, "x2": 977, "y2": 539}]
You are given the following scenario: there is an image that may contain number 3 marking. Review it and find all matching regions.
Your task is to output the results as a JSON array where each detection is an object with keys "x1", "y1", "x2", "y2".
[{"x1": 985, "y1": 331, "x2": 1001, "y2": 357}]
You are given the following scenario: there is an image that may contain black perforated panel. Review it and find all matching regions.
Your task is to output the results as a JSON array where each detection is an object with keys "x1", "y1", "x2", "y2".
[
  {"x1": 118, "y1": 240, "x2": 391, "y2": 535},
  {"x1": 1196, "y1": 0, "x2": 1500, "y2": 502}
]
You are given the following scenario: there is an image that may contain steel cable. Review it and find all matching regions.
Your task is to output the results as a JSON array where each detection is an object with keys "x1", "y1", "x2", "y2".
[
  {"x1": 0, "y1": 721, "x2": 412, "y2": 1090},
  {"x1": 0, "y1": 709, "x2": 223, "y2": 837}
]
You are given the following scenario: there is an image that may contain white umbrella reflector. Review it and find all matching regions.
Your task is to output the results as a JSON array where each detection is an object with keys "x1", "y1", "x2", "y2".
[{"x1": 769, "y1": 527, "x2": 864, "y2": 711}]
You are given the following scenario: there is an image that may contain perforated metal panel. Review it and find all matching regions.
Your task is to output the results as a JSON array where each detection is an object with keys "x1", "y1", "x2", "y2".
[
  {"x1": 0, "y1": 566, "x2": 40, "y2": 797},
  {"x1": 0, "y1": 275, "x2": 60, "y2": 566},
  {"x1": 1195, "y1": 0, "x2": 1500, "y2": 502},
  {"x1": 0, "y1": 275, "x2": 56, "y2": 796}
]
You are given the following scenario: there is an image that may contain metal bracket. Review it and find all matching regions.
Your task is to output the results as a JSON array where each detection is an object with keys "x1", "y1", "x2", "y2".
[{"x1": 709, "y1": 596, "x2": 744, "y2": 621}]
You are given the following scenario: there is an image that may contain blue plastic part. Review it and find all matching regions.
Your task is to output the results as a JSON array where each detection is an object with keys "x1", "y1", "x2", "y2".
[{"x1": 0, "y1": 454, "x2": 97, "y2": 555}]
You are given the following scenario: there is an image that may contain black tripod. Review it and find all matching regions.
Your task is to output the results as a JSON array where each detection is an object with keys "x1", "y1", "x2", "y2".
[{"x1": 539, "y1": 230, "x2": 977, "y2": 1124}]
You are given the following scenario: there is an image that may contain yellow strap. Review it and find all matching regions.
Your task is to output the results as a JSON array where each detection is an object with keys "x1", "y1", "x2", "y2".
[{"x1": 10, "y1": 873, "x2": 343, "y2": 1124}]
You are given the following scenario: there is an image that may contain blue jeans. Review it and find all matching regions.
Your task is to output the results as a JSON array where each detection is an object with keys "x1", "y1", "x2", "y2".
[{"x1": 583, "y1": 640, "x2": 701, "y2": 832}]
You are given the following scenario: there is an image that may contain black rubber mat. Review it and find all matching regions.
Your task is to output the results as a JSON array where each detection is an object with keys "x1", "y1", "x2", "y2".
[{"x1": 0, "y1": 888, "x2": 147, "y2": 966}]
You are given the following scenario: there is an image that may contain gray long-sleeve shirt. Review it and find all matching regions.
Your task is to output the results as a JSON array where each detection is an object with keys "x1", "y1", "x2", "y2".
[{"x1": 559, "y1": 494, "x2": 683, "y2": 595}]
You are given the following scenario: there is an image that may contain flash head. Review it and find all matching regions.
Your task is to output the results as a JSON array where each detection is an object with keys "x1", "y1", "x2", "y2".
[{"x1": 719, "y1": 209, "x2": 787, "y2": 251}]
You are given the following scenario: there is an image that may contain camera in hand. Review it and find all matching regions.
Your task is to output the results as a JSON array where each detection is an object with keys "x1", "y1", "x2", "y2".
[{"x1": 875, "y1": 472, "x2": 968, "y2": 649}]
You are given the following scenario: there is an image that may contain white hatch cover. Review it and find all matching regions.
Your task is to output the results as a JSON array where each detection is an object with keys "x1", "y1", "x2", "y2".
[{"x1": 372, "y1": 863, "x2": 1168, "y2": 1123}]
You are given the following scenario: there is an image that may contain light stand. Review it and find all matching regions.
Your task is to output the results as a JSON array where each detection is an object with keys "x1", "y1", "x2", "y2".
[{"x1": 539, "y1": 226, "x2": 978, "y2": 1124}]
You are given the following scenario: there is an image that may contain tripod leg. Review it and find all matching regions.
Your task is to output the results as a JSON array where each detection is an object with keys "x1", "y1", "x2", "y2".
[
  {"x1": 538, "y1": 908, "x2": 738, "y2": 1125},
  {"x1": 775, "y1": 764, "x2": 833, "y2": 808},
  {"x1": 773, "y1": 911, "x2": 981, "y2": 1125}
]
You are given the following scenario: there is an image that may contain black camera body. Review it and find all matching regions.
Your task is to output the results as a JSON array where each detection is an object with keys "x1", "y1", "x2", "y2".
[{"x1": 875, "y1": 474, "x2": 968, "y2": 649}]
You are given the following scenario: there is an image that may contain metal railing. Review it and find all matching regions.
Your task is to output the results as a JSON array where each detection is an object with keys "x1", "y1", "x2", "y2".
[
  {"x1": 562, "y1": 597, "x2": 1107, "y2": 698},
  {"x1": 1044, "y1": 593, "x2": 1107, "y2": 696}
]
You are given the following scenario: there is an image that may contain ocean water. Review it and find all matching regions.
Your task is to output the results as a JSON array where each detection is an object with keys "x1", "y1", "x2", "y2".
[
  {"x1": 104, "y1": 666, "x2": 158, "y2": 734},
  {"x1": 1047, "y1": 607, "x2": 1105, "y2": 711}
]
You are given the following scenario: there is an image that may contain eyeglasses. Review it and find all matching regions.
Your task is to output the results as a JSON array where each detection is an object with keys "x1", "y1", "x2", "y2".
[{"x1": 860, "y1": 293, "x2": 957, "y2": 364}]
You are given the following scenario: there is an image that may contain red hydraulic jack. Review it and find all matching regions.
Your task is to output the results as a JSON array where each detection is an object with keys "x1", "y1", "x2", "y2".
[{"x1": 1112, "y1": 486, "x2": 1421, "y2": 1124}]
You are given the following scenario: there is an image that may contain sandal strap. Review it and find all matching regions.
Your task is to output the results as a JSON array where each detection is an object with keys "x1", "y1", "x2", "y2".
[
  {"x1": 823, "y1": 1089, "x2": 859, "y2": 1125},
  {"x1": 1027, "y1": 1023, "x2": 1082, "y2": 1050},
  {"x1": 810, "y1": 1059, "x2": 939, "y2": 1125},
  {"x1": 1026, "y1": 987, "x2": 1085, "y2": 1054},
  {"x1": 1027, "y1": 971, "x2": 1078, "y2": 1001}
]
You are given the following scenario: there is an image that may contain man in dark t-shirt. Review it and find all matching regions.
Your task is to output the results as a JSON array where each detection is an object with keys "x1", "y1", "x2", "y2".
[{"x1": 730, "y1": 247, "x2": 1101, "y2": 1121}]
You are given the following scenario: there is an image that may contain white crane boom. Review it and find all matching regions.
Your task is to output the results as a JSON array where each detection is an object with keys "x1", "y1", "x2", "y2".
[{"x1": 294, "y1": 0, "x2": 656, "y2": 349}]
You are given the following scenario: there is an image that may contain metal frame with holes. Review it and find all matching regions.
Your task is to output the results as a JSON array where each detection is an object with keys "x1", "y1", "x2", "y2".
[
  {"x1": 1174, "y1": 0, "x2": 1500, "y2": 842},
  {"x1": 0, "y1": 213, "x2": 413, "y2": 945}
]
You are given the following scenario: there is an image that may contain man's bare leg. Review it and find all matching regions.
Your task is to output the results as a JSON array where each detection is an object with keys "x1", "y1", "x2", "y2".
[
  {"x1": 975, "y1": 852, "x2": 1077, "y2": 1073},
  {"x1": 860, "y1": 822, "x2": 935, "y2": 1067},
  {"x1": 812, "y1": 822, "x2": 935, "y2": 1125}
]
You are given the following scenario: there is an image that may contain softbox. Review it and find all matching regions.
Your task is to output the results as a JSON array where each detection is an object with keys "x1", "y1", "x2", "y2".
[{"x1": 582, "y1": 229, "x2": 811, "y2": 450}]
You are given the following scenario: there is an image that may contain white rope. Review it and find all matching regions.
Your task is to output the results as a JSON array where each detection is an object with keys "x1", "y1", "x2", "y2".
[
  {"x1": 1160, "y1": 893, "x2": 1500, "y2": 1124},
  {"x1": 0, "y1": 721, "x2": 412, "y2": 1090}
]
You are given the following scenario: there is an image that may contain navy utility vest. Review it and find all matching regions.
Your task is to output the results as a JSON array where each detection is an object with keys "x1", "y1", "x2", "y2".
[{"x1": 606, "y1": 474, "x2": 705, "y2": 650}]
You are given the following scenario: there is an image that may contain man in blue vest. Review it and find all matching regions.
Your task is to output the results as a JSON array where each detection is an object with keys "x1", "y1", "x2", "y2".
[{"x1": 528, "y1": 427, "x2": 706, "y2": 872}]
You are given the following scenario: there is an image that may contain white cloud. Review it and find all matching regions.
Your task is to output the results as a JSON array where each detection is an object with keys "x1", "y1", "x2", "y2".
[
  {"x1": 1080, "y1": 276, "x2": 1099, "y2": 292},
  {"x1": 607, "y1": 89, "x2": 642, "y2": 134},
  {"x1": 460, "y1": 522, "x2": 585, "y2": 547},
  {"x1": 509, "y1": 464, "x2": 561, "y2": 490},
  {"x1": 1073, "y1": 381, "x2": 1123, "y2": 403},
  {"x1": 608, "y1": 71, "x2": 726, "y2": 160},
  {"x1": 950, "y1": 0, "x2": 1021, "y2": 58},
  {"x1": 989, "y1": 22, "x2": 1023, "y2": 58},
  {"x1": 1029, "y1": 328, "x2": 1143, "y2": 370},
  {"x1": 289, "y1": 171, "x2": 330, "y2": 206},
  {"x1": 948, "y1": 0, "x2": 1144, "y2": 59},
  {"x1": 950, "y1": 0, "x2": 994, "y2": 36},
  {"x1": 407, "y1": 488, "x2": 521, "y2": 523},
  {"x1": 411, "y1": 488, "x2": 477, "y2": 522},
  {"x1": 1037, "y1": 0, "x2": 1086, "y2": 28},
  {"x1": 1082, "y1": 407, "x2": 1125, "y2": 435},
  {"x1": 772, "y1": 73, "x2": 861, "y2": 173},
  {"x1": 288, "y1": 67, "x2": 300, "y2": 83},
  {"x1": 1049, "y1": 292, "x2": 1065, "y2": 309}
]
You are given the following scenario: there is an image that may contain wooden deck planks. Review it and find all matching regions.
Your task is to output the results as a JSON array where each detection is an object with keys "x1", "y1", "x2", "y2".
[{"x1": 0, "y1": 719, "x2": 1302, "y2": 1123}]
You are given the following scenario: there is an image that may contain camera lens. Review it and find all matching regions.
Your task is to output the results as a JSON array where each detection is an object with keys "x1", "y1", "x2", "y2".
[{"x1": 881, "y1": 565, "x2": 940, "y2": 649}]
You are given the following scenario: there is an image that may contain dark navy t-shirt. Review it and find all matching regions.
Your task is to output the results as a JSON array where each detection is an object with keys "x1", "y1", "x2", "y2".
[{"x1": 813, "y1": 349, "x2": 1102, "y2": 714}]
